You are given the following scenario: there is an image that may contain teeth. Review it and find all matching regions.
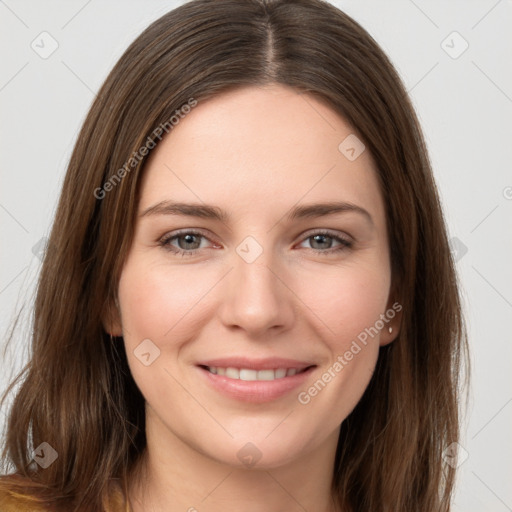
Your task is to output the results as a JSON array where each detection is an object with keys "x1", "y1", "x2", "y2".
[
  {"x1": 275, "y1": 368, "x2": 287, "y2": 378},
  {"x1": 206, "y1": 366, "x2": 306, "y2": 380},
  {"x1": 257, "y1": 369, "x2": 275, "y2": 381},
  {"x1": 240, "y1": 369, "x2": 257, "y2": 381},
  {"x1": 225, "y1": 367, "x2": 239, "y2": 379}
]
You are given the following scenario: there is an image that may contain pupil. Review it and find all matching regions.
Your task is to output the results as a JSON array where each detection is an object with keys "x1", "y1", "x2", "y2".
[
  {"x1": 180, "y1": 234, "x2": 199, "y2": 250},
  {"x1": 312, "y1": 234, "x2": 331, "y2": 249}
]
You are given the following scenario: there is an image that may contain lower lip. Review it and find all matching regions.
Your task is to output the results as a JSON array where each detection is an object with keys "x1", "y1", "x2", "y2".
[{"x1": 197, "y1": 366, "x2": 316, "y2": 403}]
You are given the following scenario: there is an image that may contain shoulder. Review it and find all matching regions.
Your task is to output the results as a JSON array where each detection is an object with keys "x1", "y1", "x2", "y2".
[
  {"x1": 0, "y1": 475, "x2": 130, "y2": 512},
  {"x1": 0, "y1": 479, "x2": 50, "y2": 512}
]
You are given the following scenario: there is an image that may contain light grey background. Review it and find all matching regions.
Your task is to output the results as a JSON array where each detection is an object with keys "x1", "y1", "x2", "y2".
[{"x1": 1, "y1": 1, "x2": 511, "y2": 510}]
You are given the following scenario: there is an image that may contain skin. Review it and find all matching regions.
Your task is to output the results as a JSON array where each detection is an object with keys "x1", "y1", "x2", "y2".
[{"x1": 106, "y1": 84, "x2": 401, "y2": 511}]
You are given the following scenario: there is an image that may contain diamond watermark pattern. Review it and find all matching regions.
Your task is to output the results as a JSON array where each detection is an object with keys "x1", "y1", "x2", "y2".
[
  {"x1": 449, "y1": 236, "x2": 468, "y2": 262},
  {"x1": 30, "y1": 31, "x2": 59, "y2": 59},
  {"x1": 442, "y1": 441, "x2": 469, "y2": 468},
  {"x1": 32, "y1": 442, "x2": 58, "y2": 469},
  {"x1": 338, "y1": 134, "x2": 365, "y2": 161},
  {"x1": 32, "y1": 236, "x2": 50, "y2": 261},
  {"x1": 236, "y1": 236, "x2": 263, "y2": 263},
  {"x1": 441, "y1": 31, "x2": 469, "y2": 60},
  {"x1": 134, "y1": 338, "x2": 161, "y2": 366},
  {"x1": 237, "y1": 442, "x2": 262, "y2": 468}
]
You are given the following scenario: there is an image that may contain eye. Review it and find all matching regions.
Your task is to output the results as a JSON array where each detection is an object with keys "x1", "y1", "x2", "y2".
[
  {"x1": 297, "y1": 230, "x2": 352, "y2": 254},
  {"x1": 159, "y1": 230, "x2": 217, "y2": 256},
  {"x1": 158, "y1": 229, "x2": 353, "y2": 257}
]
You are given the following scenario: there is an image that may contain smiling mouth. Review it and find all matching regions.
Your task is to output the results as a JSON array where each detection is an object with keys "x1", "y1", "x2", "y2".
[{"x1": 198, "y1": 365, "x2": 315, "y2": 381}]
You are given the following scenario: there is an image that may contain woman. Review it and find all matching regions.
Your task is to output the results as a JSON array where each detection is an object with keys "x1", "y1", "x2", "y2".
[{"x1": 0, "y1": 0, "x2": 468, "y2": 510}]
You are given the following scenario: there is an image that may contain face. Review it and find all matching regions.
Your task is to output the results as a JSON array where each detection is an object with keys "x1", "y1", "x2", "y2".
[{"x1": 110, "y1": 84, "x2": 398, "y2": 469}]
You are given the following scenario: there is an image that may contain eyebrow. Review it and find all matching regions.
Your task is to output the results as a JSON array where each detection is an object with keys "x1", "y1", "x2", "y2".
[{"x1": 139, "y1": 200, "x2": 373, "y2": 225}]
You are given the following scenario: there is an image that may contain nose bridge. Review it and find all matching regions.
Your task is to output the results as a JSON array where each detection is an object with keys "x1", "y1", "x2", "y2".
[{"x1": 218, "y1": 239, "x2": 295, "y2": 335}]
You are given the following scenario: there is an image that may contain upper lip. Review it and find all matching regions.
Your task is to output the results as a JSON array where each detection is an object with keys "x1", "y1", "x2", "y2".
[{"x1": 196, "y1": 357, "x2": 316, "y2": 371}]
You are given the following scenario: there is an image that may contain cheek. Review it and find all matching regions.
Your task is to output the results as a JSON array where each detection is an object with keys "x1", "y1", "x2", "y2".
[
  {"x1": 118, "y1": 258, "x2": 215, "y2": 345},
  {"x1": 117, "y1": 257, "x2": 216, "y2": 405},
  {"x1": 290, "y1": 262, "x2": 390, "y2": 418},
  {"x1": 116, "y1": 259, "x2": 202, "y2": 391},
  {"x1": 297, "y1": 260, "x2": 391, "y2": 349}
]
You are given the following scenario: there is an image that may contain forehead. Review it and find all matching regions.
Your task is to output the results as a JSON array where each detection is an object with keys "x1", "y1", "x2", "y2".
[{"x1": 138, "y1": 84, "x2": 385, "y2": 225}]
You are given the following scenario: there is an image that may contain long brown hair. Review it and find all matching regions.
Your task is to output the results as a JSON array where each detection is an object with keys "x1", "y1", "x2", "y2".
[{"x1": 1, "y1": 0, "x2": 468, "y2": 510}]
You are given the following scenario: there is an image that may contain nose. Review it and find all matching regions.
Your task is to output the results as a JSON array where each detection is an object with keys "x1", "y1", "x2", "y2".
[{"x1": 217, "y1": 249, "x2": 296, "y2": 338}]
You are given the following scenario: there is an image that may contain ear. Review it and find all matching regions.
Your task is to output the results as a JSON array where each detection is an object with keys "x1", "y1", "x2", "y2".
[
  {"x1": 379, "y1": 296, "x2": 403, "y2": 347},
  {"x1": 101, "y1": 295, "x2": 123, "y2": 337}
]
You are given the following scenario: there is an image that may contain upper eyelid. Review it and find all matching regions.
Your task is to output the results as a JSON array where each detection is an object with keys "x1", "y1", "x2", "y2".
[{"x1": 161, "y1": 228, "x2": 214, "y2": 242}]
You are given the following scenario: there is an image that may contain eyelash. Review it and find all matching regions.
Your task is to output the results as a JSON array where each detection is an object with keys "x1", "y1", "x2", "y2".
[{"x1": 158, "y1": 229, "x2": 353, "y2": 257}]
